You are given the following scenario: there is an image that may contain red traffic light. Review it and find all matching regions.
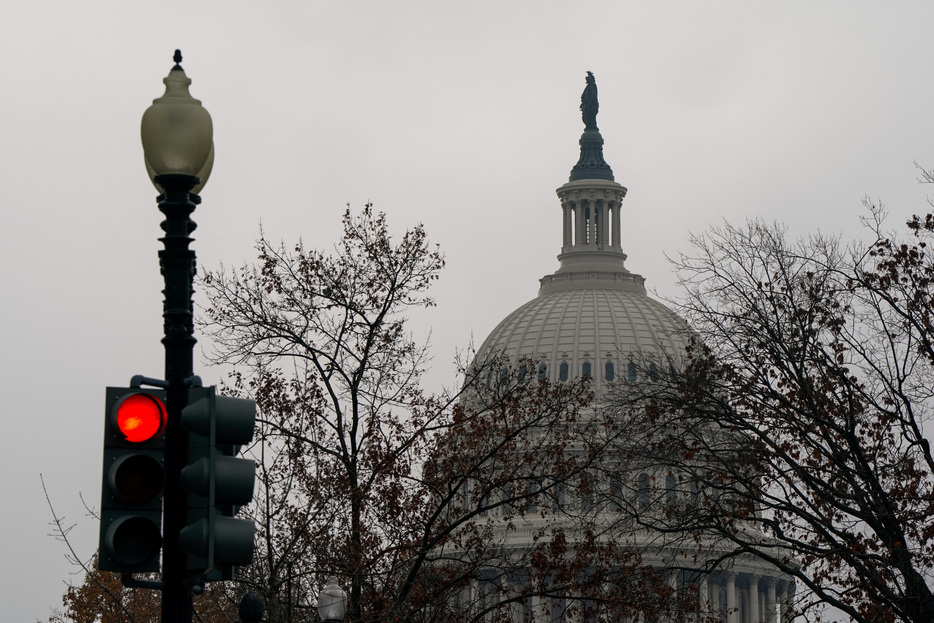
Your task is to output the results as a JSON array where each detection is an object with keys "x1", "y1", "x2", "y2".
[
  {"x1": 99, "y1": 387, "x2": 166, "y2": 574},
  {"x1": 114, "y1": 393, "x2": 166, "y2": 443}
]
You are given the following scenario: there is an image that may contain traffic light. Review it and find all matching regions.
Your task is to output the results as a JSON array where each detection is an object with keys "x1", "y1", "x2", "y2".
[
  {"x1": 179, "y1": 385, "x2": 257, "y2": 577},
  {"x1": 99, "y1": 387, "x2": 167, "y2": 573}
]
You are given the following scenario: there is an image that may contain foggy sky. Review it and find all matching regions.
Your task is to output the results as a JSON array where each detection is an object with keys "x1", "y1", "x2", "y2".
[{"x1": 2, "y1": 2, "x2": 933, "y2": 620}]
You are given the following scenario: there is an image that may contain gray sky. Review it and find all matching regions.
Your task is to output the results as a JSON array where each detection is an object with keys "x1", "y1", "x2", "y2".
[{"x1": 3, "y1": 1, "x2": 933, "y2": 620}]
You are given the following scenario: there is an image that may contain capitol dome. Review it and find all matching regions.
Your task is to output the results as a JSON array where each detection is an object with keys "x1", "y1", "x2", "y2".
[
  {"x1": 474, "y1": 106, "x2": 688, "y2": 397},
  {"x1": 464, "y1": 73, "x2": 794, "y2": 623},
  {"x1": 476, "y1": 286, "x2": 688, "y2": 396}
]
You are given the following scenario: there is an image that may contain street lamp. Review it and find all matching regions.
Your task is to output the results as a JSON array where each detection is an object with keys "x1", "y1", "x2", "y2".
[
  {"x1": 140, "y1": 49, "x2": 213, "y2": 623},
  {"x1": 141, "y1": 49, "x2": 214, "y2": 192},
  {"x1": 317, "y1": 577, "x2": 348, "y2": 623}
]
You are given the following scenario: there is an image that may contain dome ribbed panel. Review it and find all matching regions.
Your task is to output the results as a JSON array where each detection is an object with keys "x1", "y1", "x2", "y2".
[{"x1": 475, "y1": 288, "x2": 688, "y2": 397}]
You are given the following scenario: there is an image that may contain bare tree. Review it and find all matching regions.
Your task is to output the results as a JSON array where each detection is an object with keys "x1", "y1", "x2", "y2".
[
  {"x1": 56, "y1": 206, "x2": 695, "y2": 623},
  {"x1": 196, "y1": 205, "x2": 680, "y2": 623},
  {"x1": 609, "y1": 203, "x2": 934, "y2": 623}
]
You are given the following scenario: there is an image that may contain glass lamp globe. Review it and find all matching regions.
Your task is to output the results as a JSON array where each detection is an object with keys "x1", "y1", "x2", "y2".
[
  {"x1": 316, "y1": 577, "x2": 347, "y2": 623},
  {"x1": 141, "y1": 52, "x2": 214, "y2": 193}
]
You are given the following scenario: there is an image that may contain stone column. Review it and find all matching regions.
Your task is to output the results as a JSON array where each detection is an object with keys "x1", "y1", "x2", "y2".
[
  {"x1": 562, "y1": 201, "x2": 571, "y2": 248},
  {"x1": 504, "y1": 581, "x2": 520, "y2": 623},
  {"x1": 530, "y1": 594, "x2": 545, "y2": 623},
  {"x1": 563, "y1": 597, "x2": 578, "y2": 623},
  {"x1": 765, "y1": 579, "x2": 777, "y2": 623},
  {"x1": 611, "y1": 202, "x2": 621, "y2": 248},
  {"x1": 595, "y1": 208, "x2": 601, "y2": 245},
  {"x1": 726, "y1": 573, "x2": 737, "y2": 623},
  {"x1": 575, "y1": 201, "x2": 585, "y2": 245},
  {"x1": 597, "y1": 199, "x2": 610, "y2": 246},
  {"x1": 698, "y1": 576, "x2": 710, "y2": 623},
  {"x1": 666, "y1": 572, "x2": 679, "y2": 623},
  {"x1": 779, "y1": 581, "x2": 794, "y2": 623},
  {"x1": 748, "y1": 575, "x2": 760, "y2": 623}
]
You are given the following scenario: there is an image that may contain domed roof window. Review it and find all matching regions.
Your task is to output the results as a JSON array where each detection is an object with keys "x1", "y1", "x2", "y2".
[{"x1": 637, "y1": 472, "x2": 651, "y2": 511}]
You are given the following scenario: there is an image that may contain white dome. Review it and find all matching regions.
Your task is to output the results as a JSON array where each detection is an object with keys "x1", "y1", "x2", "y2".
[
  {"x1": 475, "y1": 286, "x2": 688, "y2": 396},
  {"x1": 473, "y1": 169, "x2": 689, "y2": 397}
]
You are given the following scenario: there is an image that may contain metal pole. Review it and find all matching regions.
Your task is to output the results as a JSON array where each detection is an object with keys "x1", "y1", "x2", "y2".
[{"x1": 156, "y1": 172, "x2": 200, "y2": 623}]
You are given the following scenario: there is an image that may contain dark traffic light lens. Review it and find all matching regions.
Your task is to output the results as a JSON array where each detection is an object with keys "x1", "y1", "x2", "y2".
[
  {"x1": 115, "y1": 393, "x2": 166, "y2": 443},
  {"x1": 104, "y1": 516, "x2": 162, "y2": 566},
  {"x1": 109, "y1": 454, "x2": 164, "y2": 503}
]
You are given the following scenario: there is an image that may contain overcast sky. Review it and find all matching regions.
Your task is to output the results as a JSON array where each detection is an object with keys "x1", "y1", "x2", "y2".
[{"x1": 3, "y1": 2, "x2": 934, "y2": 620}]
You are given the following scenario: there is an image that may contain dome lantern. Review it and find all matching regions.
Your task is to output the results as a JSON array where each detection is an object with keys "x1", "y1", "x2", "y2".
[{"x1": 543, "y1": 72, "x2": 640, "y2": 294}]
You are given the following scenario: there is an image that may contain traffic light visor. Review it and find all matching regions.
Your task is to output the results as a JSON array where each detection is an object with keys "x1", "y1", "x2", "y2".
[{"x1": 114, "y1": 393, "x2": 166, "y2": 443}]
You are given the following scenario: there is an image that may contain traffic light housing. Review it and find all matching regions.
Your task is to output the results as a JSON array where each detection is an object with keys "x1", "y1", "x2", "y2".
[
  {"x1": 99, "y1": 387, "x2": 167, "y2": 573},
  {"x1": 180, "y1": 385, "x2": 257, "y2": 577}
]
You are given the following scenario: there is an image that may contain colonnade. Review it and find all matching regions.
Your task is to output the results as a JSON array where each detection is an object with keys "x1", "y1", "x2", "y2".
[
  {"x1": 696, "y1": 571, "x2": 795, "y2": 623},
  {"x1": 466, "y1": 570, "x2": 795, "y2": 623},
  {"x1": 557, "y1": 182, "x2": 627, "y2": 253},
  {"x1": 561, "y1": 197, "x2": 622, "y2": 250}
]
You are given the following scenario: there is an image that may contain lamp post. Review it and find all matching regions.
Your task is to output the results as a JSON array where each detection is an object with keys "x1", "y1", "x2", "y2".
[
  {"x1": 317, "y1": 577, "x2": 348, "y2": 623},
  {"x1": 140, "y1": 49, "x2": 214, "y2": 623}
]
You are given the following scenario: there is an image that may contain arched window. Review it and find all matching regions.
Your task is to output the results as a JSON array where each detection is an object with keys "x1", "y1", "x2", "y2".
[
  {"x1": 582, "y1": 361, "x2": 592, "y2": 379},
  {"x1": 584, "y1": 203, "x2": 592, "y2": 243},
  {"x1": 527, "y1": 482, "x2": 539, "y2": 514},
  {"x1": 580, "y1": 471, "x2": 593, "y2": 513},
  {"x1": 605, "y1": 361, "x2": 615, "y2": 381},
  {"x1": 454, "y1": 480, "x2": 468, "y2": 511},
  {"x1": 637, "y1": 472, "x2": 651, "y2": 512},
  {"x1": 628, "y1": 361, "x2": 637, "y2": 382},
  {"x1": 554, "y1": 479, "x2": 566, "y2": 511},
  {"x1": 538, "y1": 362, "x2": 548, "y2": 381},
  {"x1": 610, "y1": 471, "x2": 623, "y2": 512},
  {"x1": 518, "y1": 364, "x2": 527, "y2": 384},
  {"x1": 500, "y1": 482, "x2": 513, "y2": 515},
  {"x1": 665, "y1": 474, "x2": 677, "y2": 509},
  {"x1": 649, "y1": 363, "x2": 658, "y2": 381},
  {"x1": 559, "y1": 361, "x2": 569, "y2": 382}
]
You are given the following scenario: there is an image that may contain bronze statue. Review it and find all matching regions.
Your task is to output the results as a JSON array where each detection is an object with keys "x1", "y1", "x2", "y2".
[{"x1": 580, "y1": 71, "x2": 599, "y2": 131}]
